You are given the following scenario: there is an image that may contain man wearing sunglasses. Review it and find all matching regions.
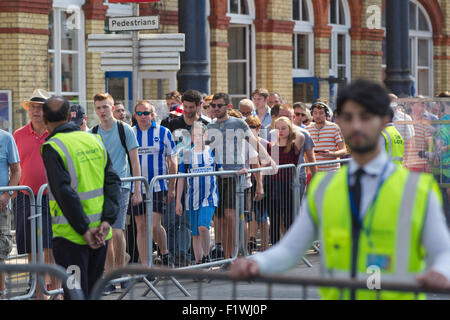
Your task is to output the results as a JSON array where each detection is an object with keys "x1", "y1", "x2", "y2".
[{"x1": 132, "y1": 100, "x2": 178, "y2": 268}]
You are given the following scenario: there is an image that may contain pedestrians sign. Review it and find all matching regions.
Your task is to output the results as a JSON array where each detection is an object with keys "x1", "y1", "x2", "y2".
[{"x1": 109, "y1": 16, "x2": 159, "y2": 32}]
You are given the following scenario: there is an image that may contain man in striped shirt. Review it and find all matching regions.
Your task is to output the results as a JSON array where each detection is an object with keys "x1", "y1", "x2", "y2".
[
  {"x1": 132, "y1": 100, "x2": 178, "y2": 267},
  {"x1": 306, "y1": 101, "x2": 347, "y2": 172}
]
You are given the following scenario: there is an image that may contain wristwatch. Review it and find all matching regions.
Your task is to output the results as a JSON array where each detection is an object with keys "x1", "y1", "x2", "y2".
[{"x1": 8, "y1": 191, "x2": 14, "y2": 197}]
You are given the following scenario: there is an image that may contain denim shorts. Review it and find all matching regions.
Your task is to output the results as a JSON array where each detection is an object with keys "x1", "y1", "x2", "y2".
[{"x1": 112, "y1": 188, "x2": 130, "y2": 230}]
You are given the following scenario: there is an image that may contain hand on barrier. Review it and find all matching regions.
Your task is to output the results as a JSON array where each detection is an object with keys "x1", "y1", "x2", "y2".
[
  {"x1": 237, "y1": 168, "x2": 248, "y2": 175},
  {"x1": 416, "y1": 270, "x2": 450, "y2": 289},
  {"x1": 229, "y1": 258, "x2": 260, "y2": 280},
  {"x1": 131, "y1": 192, "x2": 143, "y2": 206}
]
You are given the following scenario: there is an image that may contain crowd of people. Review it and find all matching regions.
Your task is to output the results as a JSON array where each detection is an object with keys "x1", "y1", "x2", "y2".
[{"x1": 0, "y1": 82, "x2": 448, "y2": 299}]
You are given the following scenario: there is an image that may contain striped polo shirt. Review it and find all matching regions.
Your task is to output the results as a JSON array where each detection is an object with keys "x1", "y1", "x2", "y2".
[
  {"x1": 179, "y1": 146, "x2": 221, "y2": 211},
  {"x1": 306, "y1": 121, "x2": 344, "y2": 172},
  {"x1": 133, "y1": 121, "x2": 177, "y2": 192},
  {"x1": 404, "y1": 121, "x2": 432, "y2": 171}
]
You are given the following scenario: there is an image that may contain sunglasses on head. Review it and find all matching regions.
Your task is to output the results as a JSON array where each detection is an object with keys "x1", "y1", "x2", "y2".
[
  {"x1": 210, "y1": 103, "x2": 226, "y2": 109},
  {"x1": 136, "y1": 111, "x2": 151, "y2": 116}
]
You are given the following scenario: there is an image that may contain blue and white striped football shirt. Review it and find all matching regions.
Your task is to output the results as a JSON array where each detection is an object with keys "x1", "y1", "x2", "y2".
[
  {"x1": 179, "y1": 146, "x2": 222, "y2": 211},
  {"x1": 133, "y1": 121, "x2": 177, "y2": 192}
]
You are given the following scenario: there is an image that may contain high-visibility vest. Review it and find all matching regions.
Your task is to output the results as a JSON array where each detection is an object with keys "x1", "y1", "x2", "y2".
[
  {"x1": 308, "y1": 164, "x2": 441, "y2": 300},
  {"x1": 42, "y1": 130, "x2": 111, "y2": 245},
  {"x1": 382, "y1": 125, "x2": 404, "y2": 165}
]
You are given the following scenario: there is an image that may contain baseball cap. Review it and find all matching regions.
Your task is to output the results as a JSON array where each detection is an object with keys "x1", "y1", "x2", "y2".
[{"x1": 70, "y1": 104, "x2": 86, "y2": 126}]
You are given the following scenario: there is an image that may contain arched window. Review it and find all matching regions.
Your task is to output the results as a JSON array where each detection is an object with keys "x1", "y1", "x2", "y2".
[
  {"x1": 328, "y1": 0, "x2": 351, "y2": 82},
  {"x1": 409, "y1": 0, "x2": 433, "y2": 96},
  {"x1": 227, "y1": 0, "x2": 255, "y2": 107},
  {"x1": 292, "y1": 0, "x2": 314, "y2": 77}
]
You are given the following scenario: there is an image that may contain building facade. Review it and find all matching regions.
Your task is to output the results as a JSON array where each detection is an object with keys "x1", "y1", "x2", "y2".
[{"x1": 0, "y1": 0, "x2": 448, "y2": 131}]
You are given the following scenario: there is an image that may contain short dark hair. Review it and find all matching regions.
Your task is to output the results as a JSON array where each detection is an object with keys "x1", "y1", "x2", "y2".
[
  {"x1": 336, "y1": 79, "x2": 390, "y2": 117},
  {"x1": 212, "y1": 92, "x2": 231, "y2": 105},
  {"x1": 271, "y1": 104, "x2": 281, "y2": 117},
  {"x1": 182, "y1": 89, "x2": 202, "y2": 106},
  {"x1": 43, "y1": 96, "x2": 70, "y2": 123}
]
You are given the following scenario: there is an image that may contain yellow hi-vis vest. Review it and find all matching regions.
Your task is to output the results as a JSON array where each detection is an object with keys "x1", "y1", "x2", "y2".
[
  {"x1": 382, "y1": 125, "x2": 404, "y2": 165},
  {"x1": 42, "y1": 131, "x2": 111, "y2": 245},
  {"x1": 308, "y1": 164, "x2": 442, "y2": 300}
]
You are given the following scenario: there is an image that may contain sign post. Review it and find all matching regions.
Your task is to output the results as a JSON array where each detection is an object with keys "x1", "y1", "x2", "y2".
[{"x1": 132, "y1": 3, "x2": 139, "y2": 108}]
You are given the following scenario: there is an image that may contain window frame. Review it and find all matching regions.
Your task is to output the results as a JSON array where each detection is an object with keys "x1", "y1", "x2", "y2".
[
  {"x1": 292, "y1": 0, "x2": 314, "y2": 78},
  {"x1": 48, "y1": 4, "x2": 86, "y2": 104}
]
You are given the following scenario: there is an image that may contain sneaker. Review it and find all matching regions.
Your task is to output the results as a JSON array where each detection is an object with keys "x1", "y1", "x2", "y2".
[
  {"x1": 153, "y1": 256, "x2": 162, "y2": 265},
  {"x1": 102, "y1": 284, "x2": 116, "y2": 296},
  {"x1": 248, "y1": 240, "x2": 257, "y2": 255},
  {"x1": 201, "y1": 255, "x2": 211, "y2": 264}
]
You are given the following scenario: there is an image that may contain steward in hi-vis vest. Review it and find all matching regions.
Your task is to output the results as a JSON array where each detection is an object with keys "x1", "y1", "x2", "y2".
[
  {"x1": 382, "y1": 124, "x2": 404, "y2": 165},
  {"x1": 41, "y1": 96, "x2": 121, "y2": 300},
  {"x1": 229, "y1": 80, "x2": 450, "y2": 300}
]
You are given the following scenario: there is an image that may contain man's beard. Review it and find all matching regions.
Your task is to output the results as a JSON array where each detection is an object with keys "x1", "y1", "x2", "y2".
[{"x1": 348, "y1": 134, "x2": 379, "y2": 154}]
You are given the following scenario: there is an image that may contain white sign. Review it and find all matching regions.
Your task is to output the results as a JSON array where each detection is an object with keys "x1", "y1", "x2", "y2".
[{"x1": 109, "y1": 16, "x2": 159, "y2": 32}]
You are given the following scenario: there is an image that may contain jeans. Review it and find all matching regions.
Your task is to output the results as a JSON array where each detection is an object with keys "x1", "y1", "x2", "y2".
[{"x1": 162, "y1": 201, "x2": 191, "y2": 259}]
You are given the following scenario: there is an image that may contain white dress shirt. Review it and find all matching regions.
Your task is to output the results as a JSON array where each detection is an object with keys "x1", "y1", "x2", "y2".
[{"x1": 252, "y1": 150, "x2": 450, "y2": 281}]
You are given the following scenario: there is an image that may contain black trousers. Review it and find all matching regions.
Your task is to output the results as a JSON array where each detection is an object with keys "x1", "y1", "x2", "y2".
[{"x1": 52, "y1": 237, "x2": 108, "y2": 300}]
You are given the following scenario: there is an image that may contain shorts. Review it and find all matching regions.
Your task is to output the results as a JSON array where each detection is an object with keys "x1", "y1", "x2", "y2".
[
  {"x1": 13, "y1": 192, "x2": 53, "y2": 255},
  {"x1": 216, "y1": 177, "x2": 237, "y2": 218},
  {"x1": 0, "y1": 206, "x2": 12, "y2": 260},
  {"x1": 131, "y1": 191, "x2": 167, "y2": 216},
  {"x1": 111, "y1": 188, "x2": 130, "y2": 230},
  {"x1": 187, "y1": 206, "x2": 215, "y2": 236},
  {"x1": 252, "y1": 176, "x2": 269, "y2": 223}
]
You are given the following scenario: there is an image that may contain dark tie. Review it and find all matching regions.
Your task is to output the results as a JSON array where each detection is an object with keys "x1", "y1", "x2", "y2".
[{"x1": 350, "y1": 168, "x2": 365, "y2": 300}]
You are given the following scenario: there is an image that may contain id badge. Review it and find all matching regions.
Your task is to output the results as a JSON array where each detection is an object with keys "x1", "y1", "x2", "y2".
[{"x1": 367, "y1": 254, "x2": 391, "y2": 271}]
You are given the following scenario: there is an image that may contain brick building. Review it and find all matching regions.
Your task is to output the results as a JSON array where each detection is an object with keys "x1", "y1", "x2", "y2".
[{"x1": 0, "y1": 0, "x2": 448, "y2": 131}]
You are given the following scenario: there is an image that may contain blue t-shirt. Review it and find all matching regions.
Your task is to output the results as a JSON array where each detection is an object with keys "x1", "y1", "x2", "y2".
[
  {"x1": 90, "y1": 121, "x2": 139, "y2": 189},
  {"x1": 0, "y1": 129, "x2": 20, "y2": 188}
]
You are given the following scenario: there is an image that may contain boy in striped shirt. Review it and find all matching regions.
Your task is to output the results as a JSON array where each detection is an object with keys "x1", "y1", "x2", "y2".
[
  {"x1": 306, "y1": 101, "x2": 347, "y2": 172},
  {"x1": 176, "y1": 122, "x2": 221, "y2": 264}
]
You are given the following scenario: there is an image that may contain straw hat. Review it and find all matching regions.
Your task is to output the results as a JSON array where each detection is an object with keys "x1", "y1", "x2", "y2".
[{"x1": 21, "y1": 89, "x2": 51, "y2": 110}]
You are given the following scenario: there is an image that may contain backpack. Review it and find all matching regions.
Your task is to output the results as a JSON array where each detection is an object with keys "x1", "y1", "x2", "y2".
[{"x1": 92, "y1": 121, "x2": 133, "y2": 173}]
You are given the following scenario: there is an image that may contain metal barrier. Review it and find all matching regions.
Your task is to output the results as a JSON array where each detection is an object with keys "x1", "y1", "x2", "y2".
[
  {"x1": 0, "y1": 185, "x2": 38, "y2": 300},
  {"x1": 294, "y1": 158, "x2": 352, "y2": 218},
  {"x1": 89, "y1": 265, "x2": 450, "y2": 300},
  {"x1": 0, "y1": 263, "x2": 84, "y2": 300}
]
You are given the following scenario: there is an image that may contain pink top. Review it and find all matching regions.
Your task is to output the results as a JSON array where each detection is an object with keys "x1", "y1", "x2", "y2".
[{"x1": 13, "y1": 123, "x2": 49, "y2": 195}]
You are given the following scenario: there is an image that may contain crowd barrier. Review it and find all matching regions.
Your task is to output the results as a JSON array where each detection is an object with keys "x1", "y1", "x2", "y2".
[
  {"x1": 89, "y1": 265, "x2": 450, "y2": 300},
  {"x1": 0, "y1": 263, "x2": 83, "y2": 300}
]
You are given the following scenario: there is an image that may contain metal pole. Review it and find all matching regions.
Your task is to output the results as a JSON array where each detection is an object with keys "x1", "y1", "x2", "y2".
[{"x1": 132, "y1": 3, "x2": 140, "y2": 107}]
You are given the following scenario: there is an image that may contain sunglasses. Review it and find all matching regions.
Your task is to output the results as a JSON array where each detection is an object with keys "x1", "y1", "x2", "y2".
[
  {"x1": 210, "y1": 103, "x2": 226, "y2": 109},
  {"x1": 136, "y1": 111, "x2": 151, "y2": 116},
  {"x1": 249, "y1": 125, "x2": 260, "y2": 129},
  {"x1": 295, "y1": 112, "x2": 306, "y2": 117}
]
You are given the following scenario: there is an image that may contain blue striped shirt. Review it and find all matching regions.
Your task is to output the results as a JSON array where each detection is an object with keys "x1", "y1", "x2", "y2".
[
  {"x1": 179, "y1": 146, "x2": 221, "y2": 211},
  {"x1": 133, "y1": 121, "x2": 177, "y2": 192}
]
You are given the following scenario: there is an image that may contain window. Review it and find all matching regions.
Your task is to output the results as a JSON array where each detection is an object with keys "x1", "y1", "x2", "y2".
[
  {"x1": 48, "y1": 6, "x2": 86, "y2": 104},
  {"x1": 227, "y1": 0, "x2": 255, "y2": 108},
  {"x1": 228, "y1": 0, "x2": 249, "y2": 15},
  {"x1": 409, "y1": 0, "x2": 433, "y2": 96},
  {"x1": 292, "y1": 0, "x2": 314, "y2": 77},
  {"x1": 328, "y1": 0, "x2": 350, "y2": 82}
]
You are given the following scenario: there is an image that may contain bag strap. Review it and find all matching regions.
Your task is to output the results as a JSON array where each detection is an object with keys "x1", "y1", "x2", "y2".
[{"x1": 117, "y1": 121, "x2": 133, "y2": 174}]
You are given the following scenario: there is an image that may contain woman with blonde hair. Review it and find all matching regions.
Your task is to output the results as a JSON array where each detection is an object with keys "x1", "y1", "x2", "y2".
[{"x1": 266, "y1": 116, "x2": 304, "y2": 245}]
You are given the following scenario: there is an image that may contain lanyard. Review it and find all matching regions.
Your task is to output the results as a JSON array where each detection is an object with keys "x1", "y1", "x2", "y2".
[{"x1": 348, "y1": 161, "x2": 391, "y2": 248}]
